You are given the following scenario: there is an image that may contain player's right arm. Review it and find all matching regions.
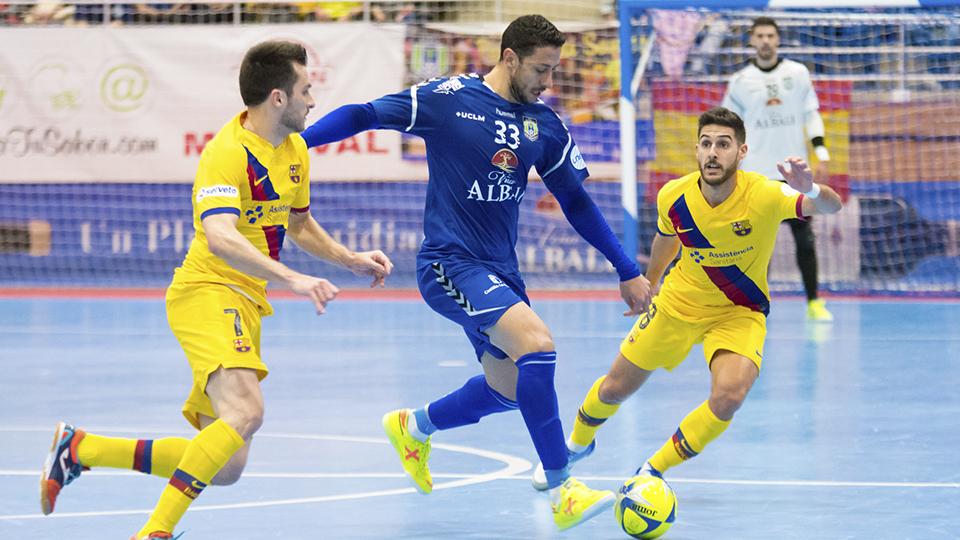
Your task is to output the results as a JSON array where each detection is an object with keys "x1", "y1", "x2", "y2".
[
  {"x1": 300, "y1": 78, "x2": 449, "y2": 148},
  {"x1": 720, "y1": 73, "x2": 745, "y2": 117},
  {"x1": 202, "y1": 213, "x2": 339, "y2": 315},
  {"x1": 645, "y1": 233, "x2": 681, "y2": 292},
  {"x1": 646, "y1": 180, "x2": 683, "y2": 290}
]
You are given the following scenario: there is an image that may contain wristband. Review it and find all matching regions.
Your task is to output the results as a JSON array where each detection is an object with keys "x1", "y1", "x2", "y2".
[
  {"x1": 802, "y1": 183, "x2": 821, "y2": 199},
  {"x1": 814, "y1": 145, "x2": 830, "y2": 162}
]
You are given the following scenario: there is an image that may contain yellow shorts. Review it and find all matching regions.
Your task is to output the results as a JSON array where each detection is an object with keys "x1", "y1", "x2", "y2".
[
  {"x1": 619, "y1": 299, "x2": 766, "y2": 372},
  {"x1": 166, "y1": 282, "x2": 268, "y2": 430}
]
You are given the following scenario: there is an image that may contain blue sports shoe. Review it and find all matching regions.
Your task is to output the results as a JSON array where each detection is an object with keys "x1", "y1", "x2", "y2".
[
  {"x1": 40, "y1": 422, "x2": 87, "y2": 515},
  {"x1": 531, "y1": 440, "x2": 597, "y2": 491}
]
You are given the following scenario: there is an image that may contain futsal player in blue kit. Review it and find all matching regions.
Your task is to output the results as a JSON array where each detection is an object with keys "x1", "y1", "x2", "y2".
[{"x1": 301, "y1": 14, "x2": 652, "y2": 529}]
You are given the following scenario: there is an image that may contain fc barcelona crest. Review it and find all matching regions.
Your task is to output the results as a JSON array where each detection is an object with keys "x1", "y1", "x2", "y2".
[
  {"x1": 234, "y1": 338, "x2": 251, "y2": 353},
  {"x1": 523, "y1": 116, "x2": 539, "y2": 141},
  {"x1": 289, "y1": 164, "x2": 302, "y2": 184},
  {"x1": 731, "y1": 219, "x2": 752, "y2": 236}
]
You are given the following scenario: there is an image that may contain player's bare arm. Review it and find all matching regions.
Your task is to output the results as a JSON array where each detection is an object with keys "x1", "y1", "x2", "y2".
[
  {"x1": 287, "y1": 211, "x2": 393, "y2": 288},
  {"x1": 202, "y1": 212, "x2": 338, "y2": 314},
  {"x1": 776, "y1": 157, "x2": 843, "y2": 216},
  {"x1": 644, "y1": 233, "x2": 682, "y2": 292}
]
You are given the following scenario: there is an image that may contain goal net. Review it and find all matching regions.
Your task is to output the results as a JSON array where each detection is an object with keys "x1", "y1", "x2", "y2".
[
  {"x1": 619, "y1": 1, "x2": 960, "y2": 295},
  {"x1": 0, "y1": 0, "x2": 629, "y2": 290}
]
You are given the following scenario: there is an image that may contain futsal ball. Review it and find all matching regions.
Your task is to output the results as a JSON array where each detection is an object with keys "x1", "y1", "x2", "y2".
[{"x1": 614, "y1": 474, "x2": 677, "y2": 539}]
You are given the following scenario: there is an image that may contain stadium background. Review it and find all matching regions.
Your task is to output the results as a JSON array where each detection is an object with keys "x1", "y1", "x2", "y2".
[{"x1": 0, "y1": 0, "x2": 958, "y2": 295}]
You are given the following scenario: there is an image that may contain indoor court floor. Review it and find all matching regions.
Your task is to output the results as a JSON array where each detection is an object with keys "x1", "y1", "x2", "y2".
[{"x1": 1, "y1": 294, "x2": 958, "y2": 539}]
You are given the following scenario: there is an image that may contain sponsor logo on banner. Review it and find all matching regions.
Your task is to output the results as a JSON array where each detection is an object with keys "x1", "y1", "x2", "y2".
[
  {"x1": 491, "y1": 148, "x2": 518, "y2": 173},
  {"x1": 0, "y1": 25, "x2": 404, "y2": 181},
  {"x1": 196, "y1": 185, "x2": 239, "y2": 202},
  {"x1": 99, "y1": 62, "x2": 150, "y2": 113},
  {"x1": 29, "y1": 61, "x2": 84, "y2": 121},
  {"x1": 570, "y1": 145, "x2": 586, "y2": 170},
  {"x1": 289, "y1": 164, "x2": 302, "y2": 183},
  {"x1": 731, "y1": 219, "x2": 752, "y2": 236},
  {"x1": 522, "y1": 116, "x2": 538, "y2": 141},
  {"x1": 0, "y1": 127, "x2": 158, "y2": 157}
]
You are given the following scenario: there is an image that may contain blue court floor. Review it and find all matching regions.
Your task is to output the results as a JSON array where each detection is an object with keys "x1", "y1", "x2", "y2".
[{"x1": 0, "y1": 295, "x2": 958, "y2": 539}]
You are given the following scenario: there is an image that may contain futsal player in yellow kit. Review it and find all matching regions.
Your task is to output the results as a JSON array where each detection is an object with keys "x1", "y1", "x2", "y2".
[
  {"x1": 39, "y1": 41, "x2": 392, "y2": 540},
  {"x1": 531, "y1": 107, "x2": 842, "y2": 488}
]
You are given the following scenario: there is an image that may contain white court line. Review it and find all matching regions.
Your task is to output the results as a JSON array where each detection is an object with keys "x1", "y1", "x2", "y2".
[
  {"x1": 2, "y1": 470, "x2": 956, "y2": 489},
  {"x1": 0, "y1": 432, "x2": 531, "y2": 521}
]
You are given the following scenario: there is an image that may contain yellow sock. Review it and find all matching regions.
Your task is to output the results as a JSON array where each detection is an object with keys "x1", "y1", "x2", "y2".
[
  {"x1": 570, "y1": 376, "x2": 621, "y2": 447},
  {"x1": 137, "y1": 419, "x2": 245, "y2": 537},
  {"x1": 77, "y1": 434, "x2": 189, "y2": 478},
  {"x1": 648, "y1": 400, "x2": 730, "y2": 474}
]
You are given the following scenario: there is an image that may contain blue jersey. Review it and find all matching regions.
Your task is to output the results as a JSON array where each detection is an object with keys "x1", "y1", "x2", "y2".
[{"x1": 371, "y1": 74, "x2": 589, "y2": 275}]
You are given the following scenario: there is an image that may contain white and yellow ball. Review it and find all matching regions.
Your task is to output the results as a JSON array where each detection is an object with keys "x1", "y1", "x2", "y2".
[{"x1": 614, "y1": 474, "x2": 677, "y2": 539}]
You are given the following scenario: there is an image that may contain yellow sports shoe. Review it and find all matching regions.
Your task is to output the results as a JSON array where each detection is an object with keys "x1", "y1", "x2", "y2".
[
  {"x1": 382, "y1": 409, "x2": 432, "y2": 494},
  {"x1": 807, "y1": 299, "x2": 833, "y2": 321},
  {"x1": 552, "y1": 477, "x2": 615, "y2": 531}
]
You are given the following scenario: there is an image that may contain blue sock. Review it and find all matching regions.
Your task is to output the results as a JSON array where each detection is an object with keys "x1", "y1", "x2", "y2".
[
  {"x1": 421, "y1": 375, "x2": 518, "y2": 431},
  {"x1": 516, "y1": 351, "x2": 569, "y2": 489}
]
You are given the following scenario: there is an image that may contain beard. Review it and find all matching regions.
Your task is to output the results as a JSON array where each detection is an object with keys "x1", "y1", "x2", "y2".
[
  {"x1": 756, "y1": 47, "x2": 776, "y2": 62},
  {"x1": 699, "y1": 160, "x2": 738, "y2": 186},
  {"x1": 280, "y1": 108, "x2": 305, "y2": 133},
  {"x1": 508, "y1": 76, "x2": 532, "y2": 104}
]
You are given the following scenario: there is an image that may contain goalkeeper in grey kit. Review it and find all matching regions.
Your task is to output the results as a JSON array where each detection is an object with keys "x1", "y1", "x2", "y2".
[{"x1": 721, "y1": 16, "x2": 834, "y2": 321}]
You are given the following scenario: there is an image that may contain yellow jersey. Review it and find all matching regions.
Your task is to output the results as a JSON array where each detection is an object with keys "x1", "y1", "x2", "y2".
[
  {"x1": 655, "y1": 170, "x2": 804, "y2": 319},
  {"x1": 172, "y1": 112, "x2": 311, "y2": 315}
]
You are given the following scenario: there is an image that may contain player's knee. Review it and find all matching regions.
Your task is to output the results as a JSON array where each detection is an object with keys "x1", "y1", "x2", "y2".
[
  {"x1": 524, "y1": 329, "x2": 554, "y2": 354},
  {"x1": 598, "y1": 374, "x2": 633, "y2": 404},
  {"x1": 709, "y1": 386, "x2": 750, "y2": 420},
  {"x1": 220, "y1": 406, "x2": 264, "y2": 441}
]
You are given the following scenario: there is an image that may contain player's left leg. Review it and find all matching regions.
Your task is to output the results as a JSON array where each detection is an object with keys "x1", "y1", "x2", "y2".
[
  {"x1": 788, "y1": 217, "x2": 832, "y2": 321},
  {"x1": 643, "y1": 310, "x2": 763, "y2": 476},
  {"x1": 383, "y1": 262, "x2": 527, "y2": 494},
  {"x1": 40, "y1": 423, "x2": 191, "y2": 515},
  {"x1": 383, "y1": 353, "x2": 519, "y2": 494},
  {"x1": 134, "y1": 367, "x2": 259, "y2": 539},
  {"x1": 486, "y1": 303, "x2": 615, "y2": 530}
]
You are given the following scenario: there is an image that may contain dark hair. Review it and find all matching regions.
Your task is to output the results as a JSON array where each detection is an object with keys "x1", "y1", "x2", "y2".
[
  {"x1": 698, "y1": 107, "x2": 746, "y2": 144},
  {"x1": 499, "y1": 14, "x2": 566, "y2": 61},
  {"x1": 239, "y1": 40, "x2": 307, "y2": 107},
  {"x1": 750, "y1": 16, "x2": 780, "y2": 36}
]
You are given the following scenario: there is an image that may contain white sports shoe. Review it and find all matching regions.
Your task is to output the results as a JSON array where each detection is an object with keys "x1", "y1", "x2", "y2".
[{"x1": 531, "y1": 440, "x2": 597, "y2": 491}]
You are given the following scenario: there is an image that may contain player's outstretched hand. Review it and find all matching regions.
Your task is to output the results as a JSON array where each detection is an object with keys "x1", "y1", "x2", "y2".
[
  {"x1": 290, "y1": 274, "x2": 339, "y2": 315},
  {"x1": 777, "y1": 156, "x2": 814, "y2": 194},
  {"x1": 347, "y1": 250, "x2": 394, "y2": 288},
  {"x1": 620, "y1": 275, "x2": 653, "y2": 317}
]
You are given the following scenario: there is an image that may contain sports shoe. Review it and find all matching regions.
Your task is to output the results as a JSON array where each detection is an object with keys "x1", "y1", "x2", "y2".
[
  {"x1": 531, "y1": 439, "x2": 596, "y2": 491},
  {"x1": 551, "y1": 477, "x2": 615, "y2": 531},
  {"x1": 40, "y1": 422, "x2": 87, "y2": 515},
  {"x1": 382, "y1": 409, "x2": 432, "y2": 494},
  {"x1": 129, "y1": 532, "x2": 183, "y2": 540},
  {"x1": 635, "y1": 460, "x2": 664, "y2": 479},
  {"x1": 807, "y1": 299, "x2": 833, "y2": 321}
]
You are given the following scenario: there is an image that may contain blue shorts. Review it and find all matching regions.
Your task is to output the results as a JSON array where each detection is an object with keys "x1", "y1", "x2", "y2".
[{"x1": 417, "y1": 257, "x2": 528, "y2": 360}]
